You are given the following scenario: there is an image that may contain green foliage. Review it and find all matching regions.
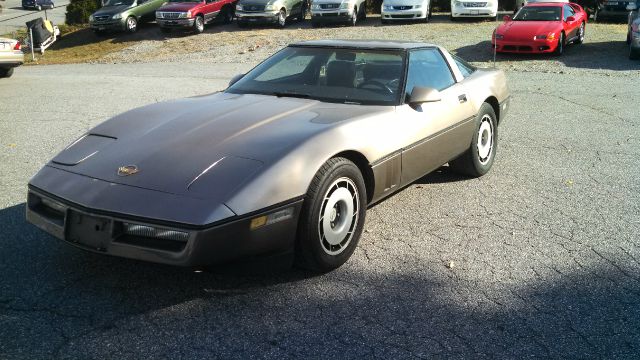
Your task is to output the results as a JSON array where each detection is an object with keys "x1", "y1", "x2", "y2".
[{"x1": 66, "y1": 0, "x2": 102, "y2": 24}]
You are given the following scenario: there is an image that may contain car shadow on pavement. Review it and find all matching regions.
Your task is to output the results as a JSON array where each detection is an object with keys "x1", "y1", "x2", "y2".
[
  {"x1": 454, "y1": 40, "x2": 640, "y2": 71},
  {"x1": 0, "y1": 202, "x2": 639, "y2": 358},
  {"x1": 414, "y1": 165, "x2": 470, "y2": 184}
]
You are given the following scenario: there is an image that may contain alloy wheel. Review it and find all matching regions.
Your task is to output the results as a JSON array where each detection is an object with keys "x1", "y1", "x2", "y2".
[{"x1": 317, "y1": 177, "x2": 360, "y2": 256}]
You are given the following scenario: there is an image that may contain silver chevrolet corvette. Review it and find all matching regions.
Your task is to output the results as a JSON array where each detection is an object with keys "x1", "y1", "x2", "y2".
[{"x1": 27, "y1": 40, "x2": 510, "y2": 271}]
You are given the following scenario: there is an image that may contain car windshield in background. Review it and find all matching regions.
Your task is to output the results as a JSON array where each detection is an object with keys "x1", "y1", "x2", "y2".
[
  {"x1": 226, "y1": 46, "x2": 406, "y2": 106},
  {"x1": 104, "y1": 0, "x2": 135, "y2": 6},
  {"x1": 513, "y1": 7, "x2": 562, "y2": 21}
]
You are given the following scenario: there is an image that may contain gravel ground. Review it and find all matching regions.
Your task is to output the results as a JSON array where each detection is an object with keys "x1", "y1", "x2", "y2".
[
  {"x1": 97, "y1": 15, "x2": 636, "y2": 76},
  {"x1": 1, "y1": 15, "x2": 640, "y2": 360}
]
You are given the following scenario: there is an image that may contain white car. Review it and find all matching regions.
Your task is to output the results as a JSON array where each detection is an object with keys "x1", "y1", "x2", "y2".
[
  {"x1": 0, "y1": 38, "x2": 24, "y2": 78},
  {"x1": 381, "y1": 0, "x2": 432, "y2": 23},
  {"x1": 310, "y1": 0, "x2": 367, "y2": 26},
  {"x1": 450, "y1": 0, "x2": 498, "y2": 20}
]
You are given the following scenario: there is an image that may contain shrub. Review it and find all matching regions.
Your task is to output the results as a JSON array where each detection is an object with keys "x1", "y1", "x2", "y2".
[{"x1": 66, "y1": 0, "x2": 102, "y2": 24}]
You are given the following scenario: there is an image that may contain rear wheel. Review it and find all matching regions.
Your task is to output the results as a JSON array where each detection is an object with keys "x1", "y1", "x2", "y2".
[
  {"x1": 0, "y1": 67, "x2": 14, "y2": 78},
  {"x1": 223, "y1": 6, "x2": 234, "y2": 24},
  {"x1": 449, "y1": 103, "x2": 498, "y2": 177},
  {"x1": 125, "y1": 16, "x2": 137, "y2": 33},
  {"x1": 296, "y1": 157, "x2": 367, "y2": 272},
  {"x1": 576, "y1": 22, "x2": 585, "y2": 44},
  {"x1": 193, "y1": 14, "x2": 204, "y2": 33}
]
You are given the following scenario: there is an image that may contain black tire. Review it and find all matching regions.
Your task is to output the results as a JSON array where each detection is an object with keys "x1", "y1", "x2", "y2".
[
  {"x1": 359, "y1": 5, "x2": 366, "y2": 20},
  {"x1": 125, "y1": 16, "x2": 137, "y2": 33},
  {"x1": 576, "y1": 22, "x2": 585, "y2": 44},
  {"x1": 449, "y1": 103, "x2": 498, "y2": 177},
  {"x1": 224, "y1": 5, "x2": 235, "y2": 24},
  {"x1": 630, "y1": 45, "x2": 640, "y2": 60},
  {"x1": 193, "y1": 14, "x2": 204, "y2": 33},
  {"x1": 554, "y1": 32, "x2": 565, "y2": 56},
  {"x1": 627, "y1": 31, "x2": 631, "y2": 45},
  {"x1": 295, "y1": 157, "x2": 367, "y2": 272},
  {"x1": 297, "y1": 1, "x2": 306, "y2": 22},
  {"x1": 350, "y1": 7, "x2": 357, "y2": 26},
  {"x1": 0, "y1": 67, "x2": 14, "y2": 78},
  {"x1": 277, "y1": 8, "x2": 286, "y2": 28}
]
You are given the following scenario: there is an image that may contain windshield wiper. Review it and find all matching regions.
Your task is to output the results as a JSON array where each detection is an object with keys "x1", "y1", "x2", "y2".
[{"x1": 271, "y1": 92, "x2": 310, "y2": 99}]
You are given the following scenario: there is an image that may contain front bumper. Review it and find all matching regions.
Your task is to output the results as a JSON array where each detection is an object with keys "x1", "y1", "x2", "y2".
[
  {"x1": 236, "y1": 11, "x2": 280, "y2": 23},
  {"x1": 310, "y1": 10, "x2": 353, "y2": 22},
  {"x1": 27, "y1": 187, "x2": 303, "y2": 267},
  {"x1": 90, "y1": 19, "x2": 126, "y2": 32},
  {"x1": 157, "y1": 18, "x2": 196, "y2": 28},
  {"x1": 381, "y1": 8, "x2": 427, "y2": 20},
  {"x1": 451, "y1": 5, "x2": 497, "y2": 18},
  {"x1": 492, "y1": 39, "x2": 557, "y2": 53}
]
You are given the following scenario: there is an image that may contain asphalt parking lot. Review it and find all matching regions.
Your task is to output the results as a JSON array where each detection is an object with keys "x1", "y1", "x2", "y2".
[{"x1": 1, "y1": 19, "x2": 640, "y2": 359}]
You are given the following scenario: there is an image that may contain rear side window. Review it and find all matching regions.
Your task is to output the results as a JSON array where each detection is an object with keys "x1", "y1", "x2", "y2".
[
  {"x1": 452, "y1": 55, "x2": 476, "y2": 78},
  {"x1": 404, "y1": 48, "x2": 455, "y2": 94}
]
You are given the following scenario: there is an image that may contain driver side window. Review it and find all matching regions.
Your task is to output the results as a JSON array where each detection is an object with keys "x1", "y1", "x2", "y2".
[
  {"x1": 404, "y1": 49, "x2": 455, "y2": 95},
  {"x1": 563, "y1": 4, "x2": 575, "y2": 20}
]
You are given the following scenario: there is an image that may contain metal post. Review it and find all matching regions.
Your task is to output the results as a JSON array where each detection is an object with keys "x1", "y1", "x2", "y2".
[{"x1": 30, "y1": 28, "x2": 35, "y2": 61}]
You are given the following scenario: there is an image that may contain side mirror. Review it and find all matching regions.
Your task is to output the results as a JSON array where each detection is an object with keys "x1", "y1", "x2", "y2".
[
  {"x1": 503, "y1": 15, "x2": 512, "y2": 22},
  {"x1": 566, "y1": 16, "x2": 575, "y2": 22},
  {"x1": 627, "y1": 3, "x2": 638, "y2": 11},
  {"x1": 228, "y1": 73, "x2": 244, "y2": 87},
  {"x1": 407, "y1": 86, "x2": 441, "y2": 108}
]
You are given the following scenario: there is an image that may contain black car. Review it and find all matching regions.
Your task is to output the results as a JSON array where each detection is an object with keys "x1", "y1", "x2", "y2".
[
  {"x1": 595, "y1": 0, "x2": 639, "y2": 22},
  {"x1": 22, "y1": 0, "x2": 55, "y2": 10}
]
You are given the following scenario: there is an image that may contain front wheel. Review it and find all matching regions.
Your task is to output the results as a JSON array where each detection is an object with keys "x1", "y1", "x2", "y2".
[
  {"x1": 125, "y1": 16, "x2": 137, "y2": 33},
  {"x1": 350, "y1": 7, "x2": 357, "y2": 26},
  {"x1": 193, "y1": 15, "x2": 204, "y2": 33},
  {"x1": 449, "y1": 103, "x2": 498, "y2": 177},
  {"x1": 295, "y1": 157, "x2": 367, "y2": 272},
  {"x1": 277, "y1": 8, "x2": 286, "y2": 28},
  {"x1": 554, "y1": 32, "x2": 565, "y2": 56}
]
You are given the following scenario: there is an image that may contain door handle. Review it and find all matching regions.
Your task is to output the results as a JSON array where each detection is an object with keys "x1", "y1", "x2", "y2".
[{"x1": 458, "y1": 94, "x2": 467, "y2": 103}]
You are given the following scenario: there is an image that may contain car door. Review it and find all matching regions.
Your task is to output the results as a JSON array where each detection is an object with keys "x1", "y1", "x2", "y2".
[
  {"x1": 202, "y1": 0, "x2": 219, "y2": 23},
  {"x1": 399, "y1": 48, "x2": 476, "y2": 186},
  {"x1": 563, "y1": 4, "x2": 578, "y2": 38}
]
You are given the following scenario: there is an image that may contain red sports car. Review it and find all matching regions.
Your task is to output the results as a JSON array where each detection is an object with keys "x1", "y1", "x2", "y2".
[{"x1": 492, "y1": 1, "x2": 587, "y2": 55}]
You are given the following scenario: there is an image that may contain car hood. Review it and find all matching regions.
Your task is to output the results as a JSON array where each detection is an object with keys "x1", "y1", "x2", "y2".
[
  {"x1": 158, "y1": 2, "x2": 202, "y2": 12},
  {"x1": 382, "y1": 0, "x2": 426, "y2": 6},
  {"x1": 498, "y1": 20, "x2": 560, "y2": 39},
  {"x1": 47, "y1": 92, "x2": 389, "y2": 201},
  {"x1": 93, "y1": 5, "x2": 133, "y2": 16}
]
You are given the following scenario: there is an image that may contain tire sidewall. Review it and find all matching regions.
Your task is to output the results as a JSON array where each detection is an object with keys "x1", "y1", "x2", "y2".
[
  {"x1": 298, "y1": 159, "x2": 367, "y2": 271},
  {"x1": 126, "y1": 16, "x2": 137, "y2": 33},
  {"x1": 470, "y1": 103, "x2": 498, "y2": 176}
]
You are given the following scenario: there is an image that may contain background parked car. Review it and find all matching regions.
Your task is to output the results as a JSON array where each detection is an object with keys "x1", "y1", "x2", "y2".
[
  {"x1": 380, "y1": 0, "x2": 432, "y2": 23},
  {"x1": 156, "y1": 0, "x2": 237, "y2": 34},
  {"x1": 89, "y1": 0, "x2": 165, "y2": 34},
  {"x1": 594, "y1": 0, "x2": 637, "y2": 22},
  {"x1": 628, "y1": 1, "x2": 640, "y2": 58},
  {"x1": 22, "y1": 0, "x2": 54, "y2": 10},
  {"x1": 236, "y1": 0, "x2": 306, "y2": 27},
  {"x1": 450, "y1": 0, "x2": 498, "y2": 20},
  {"x1": 0, "y1": 37, "x2": 24, "y2": 78},
  {"x1": 493, "y1": 2, "x2": 587, "y2": 55},
  {"x1": 310, "y1": 0, "x2": 366, "y2": 26}
]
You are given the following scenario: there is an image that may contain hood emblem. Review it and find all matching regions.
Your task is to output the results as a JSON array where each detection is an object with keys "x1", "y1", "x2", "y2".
[{"x1": 117, "y1": 165, "x2": 139, "y2": 177}]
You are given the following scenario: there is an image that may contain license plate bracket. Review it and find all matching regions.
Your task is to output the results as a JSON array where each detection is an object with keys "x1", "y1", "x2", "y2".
[{"x1": 66, "y1": 211, "x2": 112, "y2": 251}]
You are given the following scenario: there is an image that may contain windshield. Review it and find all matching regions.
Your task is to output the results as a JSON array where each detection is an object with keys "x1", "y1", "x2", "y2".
[
  {"x1": 103, "y1": 0, "x2": 135, "y2": 6},
  {"x1": 513, "y1": 6, "x2": 561, "y2": 21},
  {"x1": 226, "y1": 46, "x2": 406, "y2": 106}
]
